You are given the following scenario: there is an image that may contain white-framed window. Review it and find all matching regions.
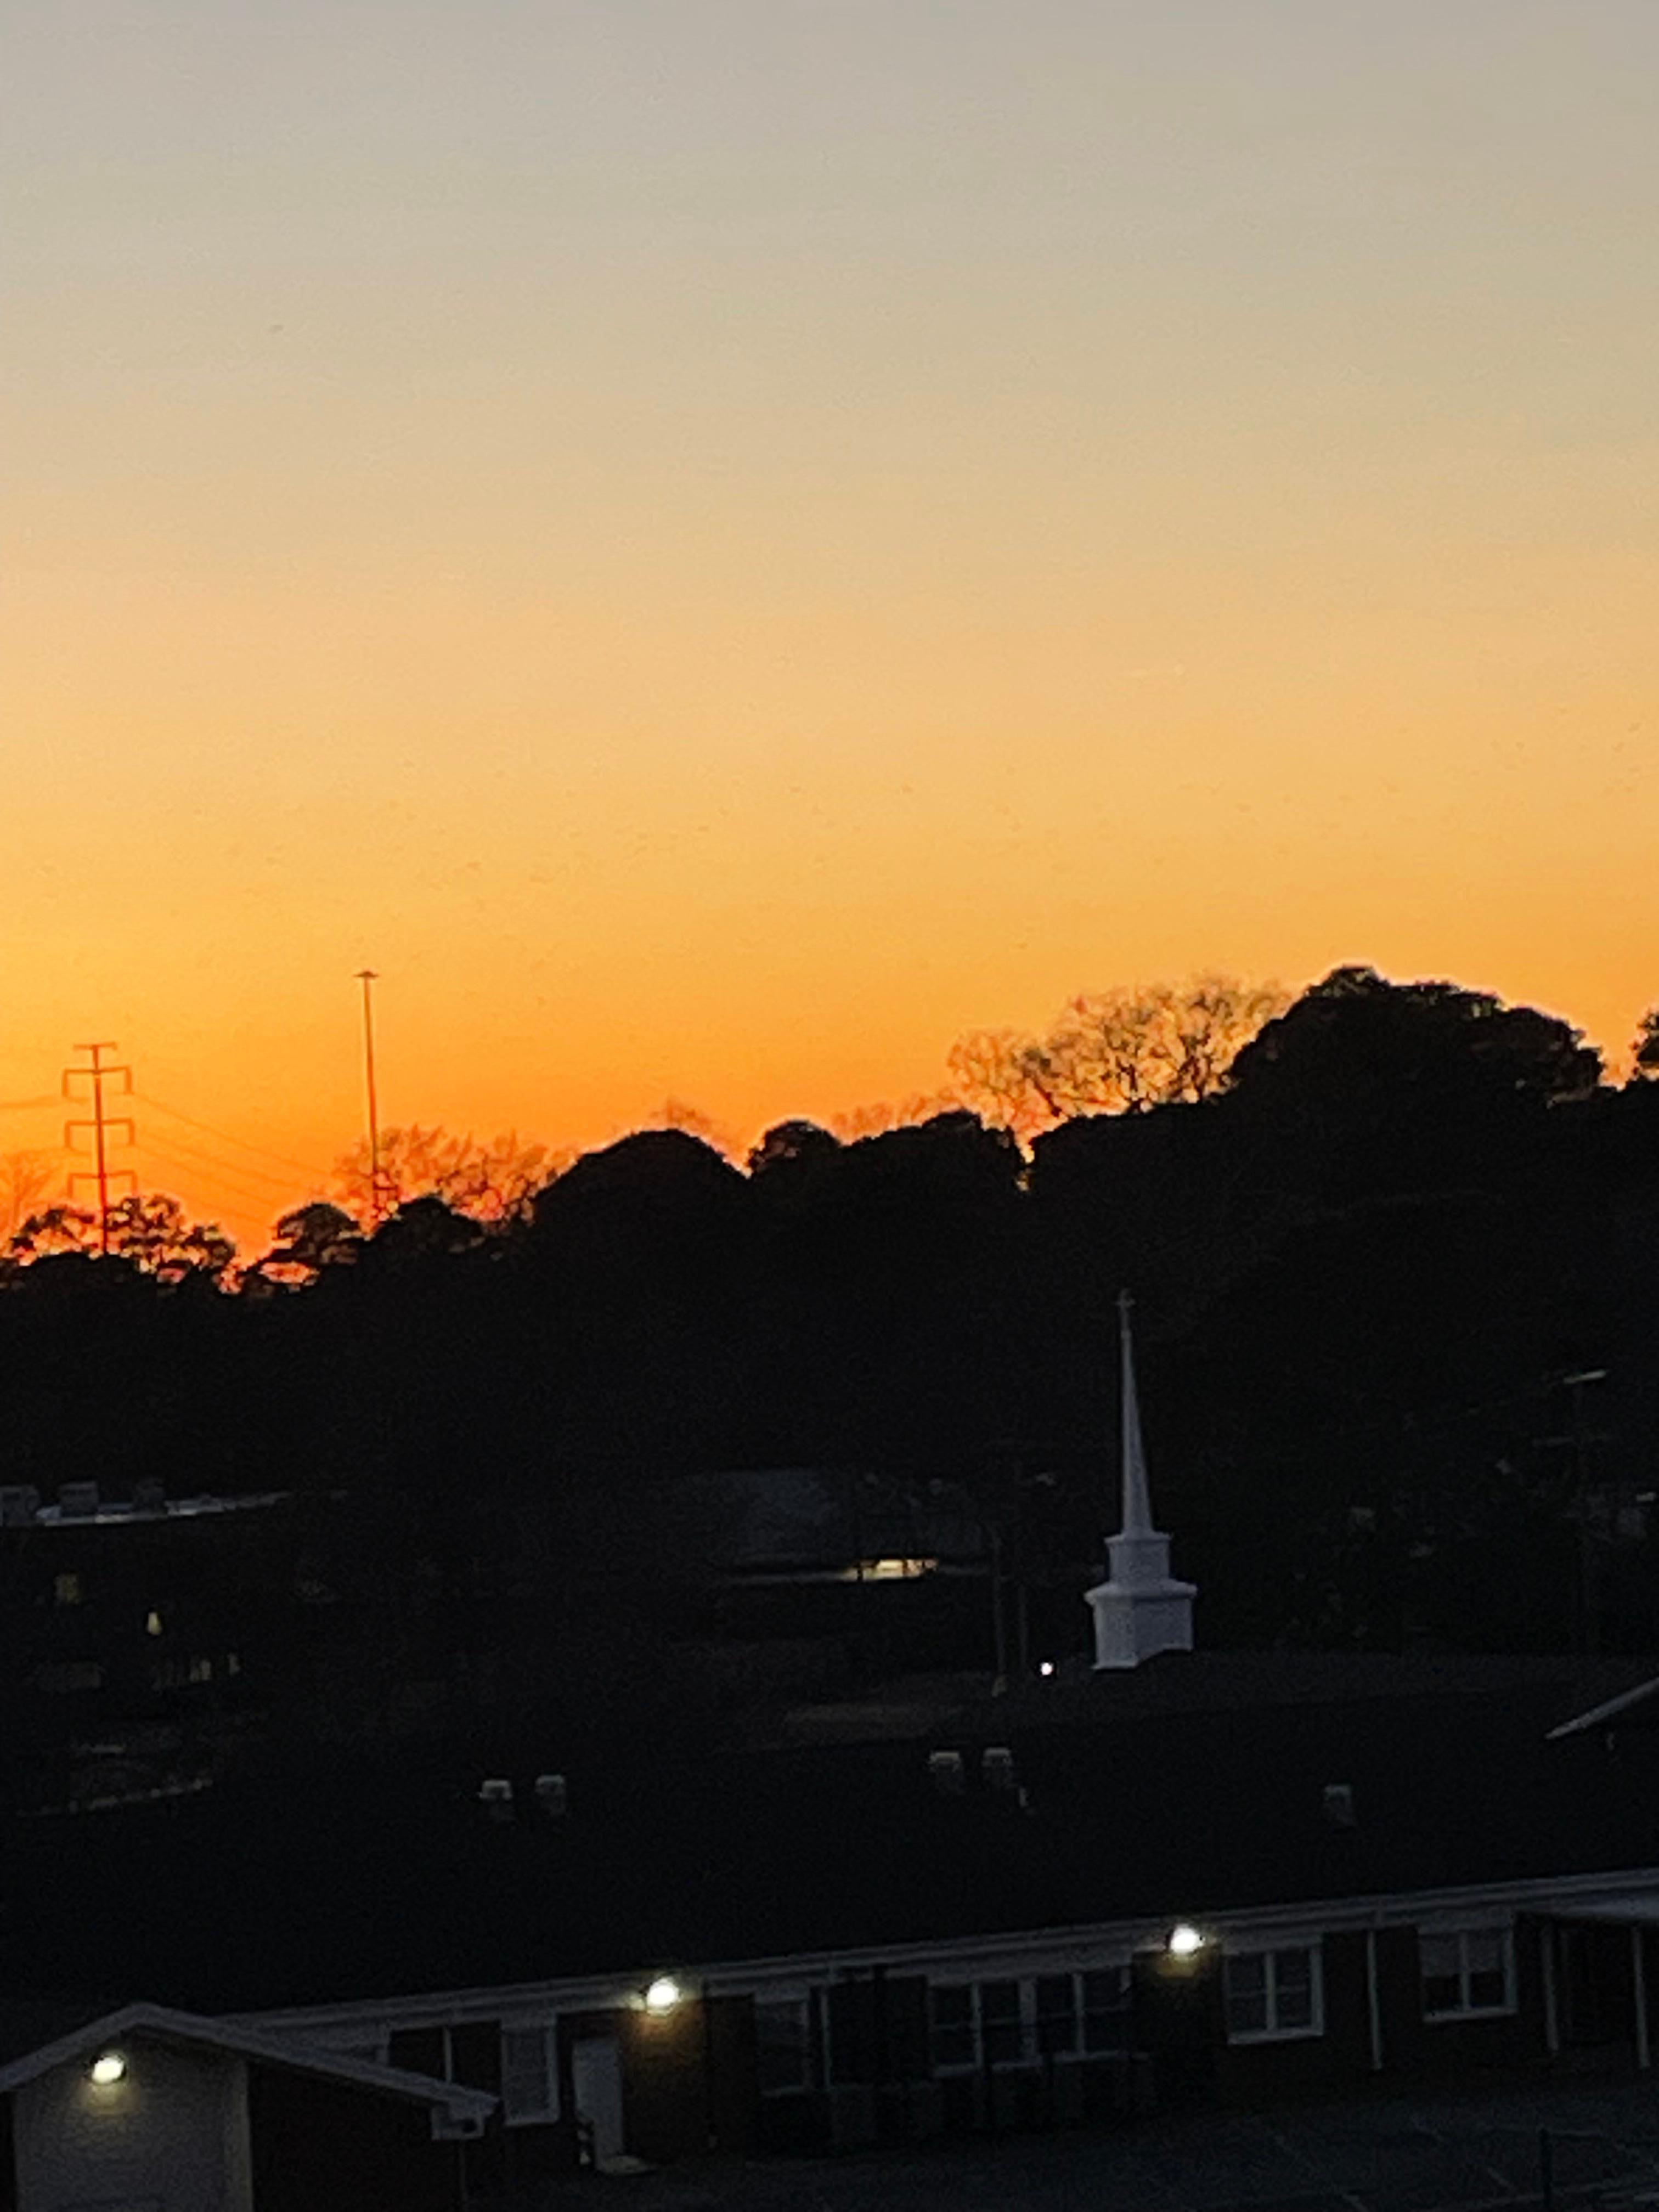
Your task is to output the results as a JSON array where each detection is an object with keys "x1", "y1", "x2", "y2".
[
  {"x1": 1419, "y1": 1927, "x2": 1515, "y2": 2021},
  {"x1": 754, "y1": 1995, "x2": 812, "y2": 2095},
  {"x1": 1222, "y1": 1945, "x2": 1323, "y2": 2044},
  {"x1": 929, "y1": 1968, "x2": 1131, "y2": 2072},
  {"x1": 500, "y1": 2022, "x2": 558, "y2": 2125}
]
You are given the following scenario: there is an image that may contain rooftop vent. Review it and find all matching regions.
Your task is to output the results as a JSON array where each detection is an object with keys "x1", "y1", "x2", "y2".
[
  {"x1": 927, "y1": 1750, "x2": 965, "y2": 1796},
  {"x1": 1323, "y1": 1782, "x2": 1357, "y2": 1829},
  {"x1": 0, "y1": 1486, "x2": 40, "y2": 1527},
  {"x1": 981, "y1": 1746, "x2": 1017, "y2": 1792},
  {"x1": 533, "y1": 1772, "x2": 568, "y2": 1819},
  {"x1": 478, "y1": 1778, "x2": 514, "y2": 1824},
  {"x1": 58, "y1": 1482, "x2": 100, "y2": 1520},
  {"x1": 133, "y1": 1479, "x2": 166, "y2": 1515}
]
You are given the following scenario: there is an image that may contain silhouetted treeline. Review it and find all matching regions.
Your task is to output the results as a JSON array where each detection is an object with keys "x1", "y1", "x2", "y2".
[{"x1": 5, "y1": 966, "x2": 1659, "y2": 1669}]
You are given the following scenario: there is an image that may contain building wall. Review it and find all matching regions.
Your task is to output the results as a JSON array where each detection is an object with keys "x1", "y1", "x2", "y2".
[
  {"x1": 255, "y1": 1892, "x2": 1659, "y2": 2174},
  {"x1": 13, "y1": 2040, "x2": 251, "y2": 2212},
  {"x1": 247, "y1": 2067, "x2": 459, "y2": 2212}
]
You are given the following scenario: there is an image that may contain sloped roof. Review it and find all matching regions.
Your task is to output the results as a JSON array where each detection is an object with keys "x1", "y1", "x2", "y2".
[
  {"x1": 0, "y1": 2000, "x2": 494, "y2": 2121},
  {"x1": 8, "y1": 1650, "x2": 1659, "y2": 2013}
]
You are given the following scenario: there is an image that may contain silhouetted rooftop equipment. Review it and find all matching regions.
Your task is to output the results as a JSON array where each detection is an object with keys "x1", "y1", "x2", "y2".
[
  {"x1": 981, "y1": 1746, "x2": 1017, "y2": 1792},
  {"x1": 59, "y1": 1483, "x2": 100, "y2": 1520},
  {"x1": 1323, "y1": 1782, "x2": 1357, "y2": 1828},
  {"x1": 927, "y1": 1750, "x2": 965, "y2": 1795},
  {"x1": 534, "y1": 1773, "x2": 568, "y2": 1820},
  {"x1": 0, "y1": 1486, "x2": 40, "y2": 1526},
  {"x1": 479, "y1": 1779, "x2": 514, "y2": 1824}
]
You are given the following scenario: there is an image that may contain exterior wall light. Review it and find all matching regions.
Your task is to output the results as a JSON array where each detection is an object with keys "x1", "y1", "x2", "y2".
[
  {"x1": 88, "y1": 2051, "x2": 127, "y2": 2086},
  {"x1": 1037, "y1": 1660, "x2": 1056, "y2": 1678},
  {"x1": 642, "y1": 1976, "x2": 682, "y2": 2015},
  {"x1": 1166, "y1": 1922, "x2": 1205, "y2": 1959}
]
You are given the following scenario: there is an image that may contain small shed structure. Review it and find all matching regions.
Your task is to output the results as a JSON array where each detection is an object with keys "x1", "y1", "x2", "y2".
[{"x1": 0, "y1": 2001, "x2": 494, "y2": 2212}]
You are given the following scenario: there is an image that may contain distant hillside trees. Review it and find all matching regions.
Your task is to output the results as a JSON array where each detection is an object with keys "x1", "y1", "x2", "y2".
[
  {"x1": 332, "y1": 1125, "x2": 556, "y2": 1226},
  {"x1": 949, "y1": 973, "x2": 1287, "y2": 1137},
  {"x1": 4, "y1": 1194, "x2": 234, "y2": 1282},
  {"x1": 3, "y1": 963, "x2": 1658, "y2": 1669}
]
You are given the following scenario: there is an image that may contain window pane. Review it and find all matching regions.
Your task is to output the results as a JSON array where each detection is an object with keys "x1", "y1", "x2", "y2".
[
  {"x1": 1081, "y1": 1968, "x2": 1126, "y2": 2012},
  {"x1": 1422, "y1": 1974, "x2": 1462, "y2": 2016},
  {"x1": 930, "y1": 1987, "x2": 974, "y2": 2069},
  {"x1": 1035, "y1": 1976, "x2": 1077, "y2": 2056},
  {"x1": 1464, "y1": 1931, "x2": 1505, "y2": 1974},
  {"x1": 1419, "y1": 1936, "x2": 1460, "y2": 1979},
  {"x1": 1274, "y1": 1949, "x2": 1314, "y2": 2029},
  {"x1": 980, "y1": 1981, "x2": 1024, "y2": 2066}
]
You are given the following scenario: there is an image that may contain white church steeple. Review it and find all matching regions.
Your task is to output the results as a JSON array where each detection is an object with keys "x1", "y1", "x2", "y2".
[{"x1": 1084, "y1": 1291, "x2": 1196, "y2": 1669}]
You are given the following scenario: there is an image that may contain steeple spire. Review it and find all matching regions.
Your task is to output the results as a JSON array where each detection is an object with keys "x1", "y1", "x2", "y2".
[
  {"x1": 1118, "y1": 1289, "x2": 1155, "y2": 1539},
  {"x1": 1084, "y1": 1290, "x2": 1197, "y2": 1669}
]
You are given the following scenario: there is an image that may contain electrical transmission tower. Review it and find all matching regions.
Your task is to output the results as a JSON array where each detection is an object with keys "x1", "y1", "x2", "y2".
[{"x1": 63, "y1": 1042, "x2": 136, "y2": 1255}]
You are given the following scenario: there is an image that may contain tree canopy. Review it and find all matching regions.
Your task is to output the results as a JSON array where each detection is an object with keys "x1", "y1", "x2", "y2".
[{"x1": 0, "y1": 966, "x2": 1654, "y2": 1674}]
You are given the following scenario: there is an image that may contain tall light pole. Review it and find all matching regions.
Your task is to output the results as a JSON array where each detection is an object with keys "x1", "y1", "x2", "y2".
[{"x1": 354, "y1": 970, "x2": 382, "y2": 1229}]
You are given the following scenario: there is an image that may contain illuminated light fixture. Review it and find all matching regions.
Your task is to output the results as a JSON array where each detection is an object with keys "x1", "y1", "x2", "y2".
[
  {"x1": 1037, "y1": 1660, "x2": 1056, "y2": 1678},
  {"x1": 1166, "y1": 1922, "x2": 1205, "y2": 1959},
  {"x1": 642, "y1": 1976, "x2": 682, "y2": 2015},
  {"x1": 88, "y1": 2051, "x2": 127, "y2": 2086}
]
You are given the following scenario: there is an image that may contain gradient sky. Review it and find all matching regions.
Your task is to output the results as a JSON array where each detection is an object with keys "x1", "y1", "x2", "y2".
[{"x1": 7, "y1": 1, "x2": 1658, "y2": 1248}]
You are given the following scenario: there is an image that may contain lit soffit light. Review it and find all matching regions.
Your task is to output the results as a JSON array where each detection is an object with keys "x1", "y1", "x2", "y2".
[
  {"x1": 1166, "y1": 1922, "x2": 1205, "y2": 1959},
  {"x1": 642, "y1": 1975, "x2": 683, "y2": 2015},
  {"x1": 88, "y1": 2050, "x2": 127, "y2": 2086}
]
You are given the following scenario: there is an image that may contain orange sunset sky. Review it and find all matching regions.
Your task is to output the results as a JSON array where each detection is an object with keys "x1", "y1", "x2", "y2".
[{"x1": 7, "y1": 1, "x2": 1658, "y2": 1251}]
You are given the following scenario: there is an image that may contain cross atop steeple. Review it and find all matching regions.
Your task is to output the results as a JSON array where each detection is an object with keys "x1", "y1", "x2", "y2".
[{"x1": 1084, "y1": 1291, "x2": 1197, "y2": 1669}]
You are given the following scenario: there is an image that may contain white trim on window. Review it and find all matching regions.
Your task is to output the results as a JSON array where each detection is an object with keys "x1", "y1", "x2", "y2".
[
  {"x1": 1223, "y1": 1944, "x2": 1325, "y2": 2045},
  {"x1": 1419, "y1": 1926, "x2": 1516, "y2": 2022},
  {"x1": 928, "y1": 1968, "x2": 1132, "y2": 2073}
]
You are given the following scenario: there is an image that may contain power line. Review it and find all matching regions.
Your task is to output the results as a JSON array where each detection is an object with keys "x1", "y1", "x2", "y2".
[
  {"x1": 135, "y1": 1139, "x2": 295, "y2": 1212},
  {"x1": 131, "y1": 1093, "x2": 334, "y2": 1181},
  {"x1": 134, "y1": 1125, "x2": 308, "y2": 1195}
]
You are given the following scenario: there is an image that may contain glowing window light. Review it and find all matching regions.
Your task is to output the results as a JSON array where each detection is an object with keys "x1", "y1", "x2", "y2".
[
  {"x1": 1166, "y1": 1922, "x2": 1205, "y2": 1959},
  {"x1": 88, "y1": 2051, "x2": 127, "y2": 2086},
  {"x1": 837, "y1": 1558, "x2": 939, "y2": 1582},
  {"x1": 642, "y1": 1976, "x2": 683, "y2": 2015}
]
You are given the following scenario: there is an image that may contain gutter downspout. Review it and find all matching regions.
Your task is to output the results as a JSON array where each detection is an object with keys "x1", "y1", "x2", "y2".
[{"x1": 1634, "y1": 1926, "x2": 1651, "y2": 2072}]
